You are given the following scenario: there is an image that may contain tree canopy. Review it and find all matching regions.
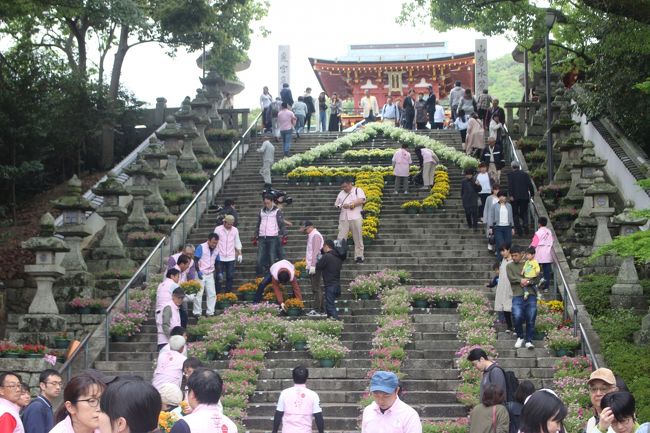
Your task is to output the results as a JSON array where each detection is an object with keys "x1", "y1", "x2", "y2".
[{"x1": 398, "y1": 0, "x2": 650, "y2": 150}]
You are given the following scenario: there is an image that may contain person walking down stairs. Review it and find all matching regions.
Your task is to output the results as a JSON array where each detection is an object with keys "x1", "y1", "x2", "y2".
[
  {"x1": 392, "y1": 143, "x2": 412, "y2": 194},
  {"x1": 299, "y1": 220, "x2": 324, "y2": 317},
  {"x1": 257, "y1": 139, "x2": 275, "y2": 188},
  {"x1": 335, "y1": 178, "x2": 366, "y2": 264}
]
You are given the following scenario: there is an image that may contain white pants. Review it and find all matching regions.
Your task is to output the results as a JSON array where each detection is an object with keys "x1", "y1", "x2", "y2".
[
  {"x1": 193, "y1": 274, "x2": 216, "y2": 315},
  {"x1": 423, "y1": 162, "x2": 436, "y2": 187},
  {"x1": 260, "y1": 160, "x2": 272, "y2": 184},
  {"x1": 338, "y1": 218, "x2": 364, "y2": 260}
]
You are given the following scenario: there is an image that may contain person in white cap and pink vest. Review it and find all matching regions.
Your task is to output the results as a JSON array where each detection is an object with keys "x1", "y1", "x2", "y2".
[
  {"x1": 272, "y1": 366, "x2": 324, "y2": 433},
  {"x1": 253, "y1": 259, "x2": 303, "y2": 310},
  {"x1": 213, "y1": 214, "x2": 242, "y2": 293},
  {"x1": 299, "y1": 220, "x2": 324, "y2": 316},
  {"x1": 156, "y1": 287, "x2": 185, "y2": 351},
  {"x1": 152, "y1": 335, "x2": 187, "y2": 391},
  {"x1": 169, "y1": 369, "x2": 237, "y2": 433},
  {"x1": 192, "y1": 233, "x2": 219, "y2": 317},
  {"x1": 0, "y1": 372, "x2": 24, "y2": 433},
  {"x1": 254, "y1": 193, "x2": 288, "y2": 276},
  {"x1": 361, "y1": 371, "x2": 421, "y2": 433},
  {"x1": 335, "y1": 178, "x2": 366, "y2": 264}
]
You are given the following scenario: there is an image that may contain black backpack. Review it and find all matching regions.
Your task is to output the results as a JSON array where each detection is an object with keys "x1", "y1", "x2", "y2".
[
  {"x1": 495, "y1": 366, "x2": 520, "y2": 403},
  {"x1": 333, "y1": 239, "x2": 348, "y2": 261}
]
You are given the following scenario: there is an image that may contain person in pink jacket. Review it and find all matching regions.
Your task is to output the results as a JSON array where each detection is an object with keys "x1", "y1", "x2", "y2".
[
  {"x1": 530, "y1": 217, "x2": 554, "y2": 291},
  {"x1": 392, "y1": 143, "x2": 412, "y2": 194},
  {"x1": 51, "y1": 373, "x2": 105, "y2": 433}
]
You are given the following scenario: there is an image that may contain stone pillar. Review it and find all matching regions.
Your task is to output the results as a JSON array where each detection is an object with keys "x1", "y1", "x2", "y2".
[
  {"x1": 634, "y1": 307, "x2": 650, "y2": 344},
  {"x1": 142, "y1": 137, "x2": 171, "y2": 214},
  {"x1": 156, "y1": 116, "x2": 189, "y2": 195},
  {"x1": 155, "y1": 97, "x2": 168, "y2": 125},
  {"x1": 52, "y1": 175, "x2": 95, "y2": 299},
  {"x1": 567, "y1": 141, "x2": 605, "y2": 205},
  {"x1": 554, "y1": 125, "x2": 584, "y2": 183},
  {"x1": 123, "y1": 156, "x2": 154, "y2": 232},
  {"x1": 200, "y1": 70, "x2": 225, "y2": 128},
  {"x1": 191, "y1": 89, "x2": 215, "y2": 157},
  {"x1": 174, "y1": 97, "x2": 202, "y2": 173},
  {"x1": 611, "y1": 205, "x2": 648, "y2": 309},
  {"x1": 585, "y1": 175, "x2": 617, "y2": 249},
  {"x1": 22, "y1": 213, "x2": 70, "y2": 314}
]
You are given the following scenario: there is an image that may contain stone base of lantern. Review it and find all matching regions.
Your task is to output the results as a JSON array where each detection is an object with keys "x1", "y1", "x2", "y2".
[
  {"x1": 87, "y1": 257, "x2": 137, "y2": 274},
  {"x1": 634, "y1": 310, "x2": 650, "y2": 344},
  {"x1": 53, "y1": 271, "x2": 95, "y2": 300},
  {"x1": 18, "y1": 314, "x2": 66, "y2": 333},
  {"x1": 610, "y1": 294, "x2": 647, "y2": 312}
]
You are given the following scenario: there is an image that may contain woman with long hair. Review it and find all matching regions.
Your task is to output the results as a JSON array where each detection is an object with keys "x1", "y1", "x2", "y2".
[
  {"x1": 328, "y1": 93, "x2": 342, "y2": 132},
  {"x1": 51, "y1": 373, "x2": 106, "y2": 433},
  {"x1": 519, "y1": 389, "x2": 567, "y2": 433},
  {"x1": 98, "y1": 379, "x2": 161, "y2": 433},
  {"x1": 469, "y1": 384, "x2": 509, "y2": 433}
]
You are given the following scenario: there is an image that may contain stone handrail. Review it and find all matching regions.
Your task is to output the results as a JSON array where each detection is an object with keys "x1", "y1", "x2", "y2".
[{"x1": 59, "y1": 112, "x2": 263, "y2": 380}]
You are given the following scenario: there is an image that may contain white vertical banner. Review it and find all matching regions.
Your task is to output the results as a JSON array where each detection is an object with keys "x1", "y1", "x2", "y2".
[
  {"x1": 278, "y1": 45, "x2": 290, "y2": 95},
  {"x1": 474, "y1": 39, "x2": 488, "y2": 95}
]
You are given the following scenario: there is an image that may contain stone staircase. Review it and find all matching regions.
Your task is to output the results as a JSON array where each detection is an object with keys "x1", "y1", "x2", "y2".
[{"x1": 93, "y1": 130, "x2": 557, "y2": 433}]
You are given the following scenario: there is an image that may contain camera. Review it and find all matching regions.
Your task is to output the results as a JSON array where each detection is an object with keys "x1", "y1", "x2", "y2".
[{"x1": 262, "y1": 188, "x2": 293, "y2": 205}]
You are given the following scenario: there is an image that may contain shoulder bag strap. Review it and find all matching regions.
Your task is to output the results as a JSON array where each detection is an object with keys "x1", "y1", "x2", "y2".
[{"x1": 492, "y1": 405, "x2": 497, "y2": 433}]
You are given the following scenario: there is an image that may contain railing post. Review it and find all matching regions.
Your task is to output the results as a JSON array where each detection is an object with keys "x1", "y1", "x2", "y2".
[
  {"x1": 159, "y1": 242, "x2": 164, "y2": 272},
  {"x1": 104, "y1": 315, "x2": 110, "y2": 362},
  {"x1": 182, "y1": 219, "x2": 186, "y2": 244},
  {"x1": 573, "y1": 309, "x2": 578, "y2": 336},
  {"x1": 83, "y1": 341, "x2": 88, "y2": 369},
  {"x1": 195, "y1": 201, "x2": 200, "y2": 229}
]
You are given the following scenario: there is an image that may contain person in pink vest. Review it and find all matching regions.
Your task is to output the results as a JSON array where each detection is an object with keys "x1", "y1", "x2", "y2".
[
  {"x1": 156, "y1": 287, "x2": 185, "y2": 351},
  {"x1": 299, "y1": 220, "x2": 324, "y2": 316},
  {"x1": 50, "y1": 372, "x2": 106, "y2": 433},
  {"x1": 169, "y1": 369, "x2": 237, "y2": 433},
  {"x1": 98, "y1": 379, "x2": 160, "y2": 433},
  {"x1": 253, "y1": 259, "x2": 303, "y2": 310},
  {"x1": 254, "y1": 193, "x2": 288, "y2": 276},
  {"x1": 0, "y1": 372, "x2": 24, "y2": 433},
  {"x1": 213, "y1": 214, "x2": 242, "y2": 294},
  {"x1": 166, "y1": 244, "x2": 196, "y2": 281},
  {"x1": 392, "y1": 142, "x2": 413, "y2": 194},
  {"x1": 271, "y1": 366, "x2": 324, "y2": 433},
  {"x1": 361, "y1": 371, "x2": 422, "y2": 433},
  {"x1": 336, "y1": 178, "x2": 366, "y2": 264},
  {"x1": 152, "y1": 335, "x2": 187, "y2": 391},
  {"x1": 192, "y1": 233, "x2": 219, "y2": 317},
  {"x1": 530, "y1": 216, "x2": 555, "y2": 292},
  {"x1": 160, "y1": 326, "x2": 188, "y2": 357},
  {"x1": 155, "y1": 269, "x2": 180, "y2": 316}
]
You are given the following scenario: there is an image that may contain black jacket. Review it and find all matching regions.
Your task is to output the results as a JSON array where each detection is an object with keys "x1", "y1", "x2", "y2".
[
  {"x1": 316, "y1": 250, "x2": 343, "y2": 288},
  {"x1": 304, "y1": 95, "x2": 315, "y2": 114},
  {"x1": 424, "y1": 93, "x2": 437, "y2": 114},
  {"x1": 403, "y1": 96, "x2": 415, "y2": 115},
  {"x1": 280, "y1": 88, "x2": 294, "y2": 106},
  {"x1": 461, "y1": 177, "x2": 481, "y2": 208},
  {"x1": 481, "y1": 145, "x2": 505, "y2": 170},
  {"x1": 506, "y1": 169, "x2": 535, "y2": 200}
]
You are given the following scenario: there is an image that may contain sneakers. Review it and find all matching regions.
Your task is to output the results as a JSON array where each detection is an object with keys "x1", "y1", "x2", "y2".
[
  {"x1": 525, "y1": 341, "x2": 535, "y2": 349},
  {"x1": 404, "y1": 191, "x2": 409, "y2": 194},
  {"x1": 306, "y1": 309, "x2": 320, "y2": 317},
  {"x1": 514, "y1": 338, "x2": 524, "y2": 348},
  {"x1": 393, "y1": 191, "x2": 399, "y2": 195},
  {"x1": 488, "y1": 244, "x2": 494, "y2": 251},
  {"x1": 505, "y1": 329, "x2": 511, "y2": 334},
  {"x1": 355, "y1": 257, "x2": 364, "y2": 264}
]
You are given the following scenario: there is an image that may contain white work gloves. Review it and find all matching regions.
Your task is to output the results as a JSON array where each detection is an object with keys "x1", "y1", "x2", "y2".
[
  {"x1": 309, "y1": 267, "x2": 316, "y2": 275},
  {"x1": 237, "y1": 255, "x2": 243, "y2": 264}
]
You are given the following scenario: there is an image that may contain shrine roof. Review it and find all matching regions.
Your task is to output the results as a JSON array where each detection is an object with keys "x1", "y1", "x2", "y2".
[{"x1": 311, "y1": 42, "x2": 473, "y2": 64}]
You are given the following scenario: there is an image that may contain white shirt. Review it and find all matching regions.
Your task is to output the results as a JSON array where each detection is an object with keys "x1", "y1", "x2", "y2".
[
  {"x1": 477, "y1": 172, "x2": 491, "y2": 194},
  {"x1": 433, "y1": 105, "x2": 445, "y2": 123},
  {"x1": 498, "y1": 205, "x2": 509, "y2": 226}
]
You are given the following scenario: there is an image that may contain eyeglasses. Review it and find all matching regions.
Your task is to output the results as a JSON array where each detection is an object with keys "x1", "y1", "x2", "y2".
[
  {"x1": 611, "y1": 418, "x2": 634, "y2": 426},
  {"x1": 76, "y1": 398, "x2": 100, "y2": 407},
  {"x1": 45, "y1": 381, "x2": 63, "y2": 387},
  {"x1": 1, "y1": 383, "x2": 21, "y2": 390},
  {"x1": 588, "y1": 386, "x2": 614, "y2": 394}
]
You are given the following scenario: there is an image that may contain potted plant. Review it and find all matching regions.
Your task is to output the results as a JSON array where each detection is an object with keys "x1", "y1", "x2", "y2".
[
  {"x1": 410, "y1": 287, "x2": 432, "y2": 308},
  {"x1": 401, "y1": 200, "x2": 422, "y2": 215},
  {"x1": 54, "y1": 332, "x2": 71, "y2": 349},
  {"x1": 349, "y1": 275, "x2": 380, "y2": 300},
  {"x1": 205, "y1": 340, "x2": 228, "y2": 361},
  {"x1": 545, "y1": 326, "x2": 581, "y2": 356},
  {"x1": 535, "y1": 312, "x2": 562, "y2": 340},
  {"x1": 0, "y1": 341, "x2": 21, "y2": 358},
  {"x1": 293, "y1": 259, "x2": 307, "y2": 279},
  {"x1": 89, "y1": 298, "x2": 109, "y2": 314},
  {"x1": 307, "y1": 333, "x2": 350, "y2": 367},
  {"x1": 236, "y1": 282, "x2": 257, "y2": 302},
  {"x1": 109, "y1": 316, "x2": 138, "y2": 342},
  {"x1": 432, "y1": 288, "x2": 460, "y2": 309},
  {"x1": 550, "y1": 207, "x2": 579, "y2": 222},
  {"x1": 284, "y1": 298, "x2": 304, "y2": 317},
  {"x1": 69, "y1": 297, "x2": 92, "y2": 314},
  {"x1": 126, "y1": 231, "x2": 165, "y2": 247},
  {"x1": 180, "y1": 280, "x2": 202, "y2": 297},
  {"x1": 22, "y1": 344, "x2": 46, "y2": 359},
  {"x1": 286, "y1": 326, "x2": 311, "y2": 351},
  {"x1": 216, "y1": 292, "x2": 238, "y2": 309}
]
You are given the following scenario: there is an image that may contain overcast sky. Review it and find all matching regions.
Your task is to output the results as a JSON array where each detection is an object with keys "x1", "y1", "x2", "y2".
[{"x1": 116, "y1": 0, "x2": 516, "y2": 109}]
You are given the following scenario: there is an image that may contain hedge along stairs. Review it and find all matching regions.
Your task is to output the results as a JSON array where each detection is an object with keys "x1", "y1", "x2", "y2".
[{"x1": 92, "y1": 128, "x2": 554, "y2": 433}]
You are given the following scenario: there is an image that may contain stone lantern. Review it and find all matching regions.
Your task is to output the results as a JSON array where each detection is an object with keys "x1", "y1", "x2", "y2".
[
  {"x1": 142, "y1": 137, "x2": 170, "y2": 214},
  {"x1": 191, "y1": 89, "x2": 215, "y2": 157},
  {"x1": 91, "y1": 173, "x2": 131, "y2": 263},
  {"x1": 200, "y1": 70, "x2": 225, "y2": 128},
  {"x1": 610, "y1": 203, "x2": 648, "y2": 308},
  {"x1": 21, "y1": 213, "x2": 70, "y2": 314},
  {"x1": 566, "y1": 140, "x2": 605, "y2": 204},
  {"x1": 122, "y1": 156, "x2": 154, "y2": 233},
  {"x1": 174, "y1": 97, "x2": 202, "y2": 172},
  {"x1": 551, "y1": 105, "x2": 575, "y2": 144},
  {"x1": 584, "y1": 175, "x2": 617, "y2": 250},
  {"x1": 157, "y1": 116, "x2": 189, "y2": 195},
  {"x1": 554, "y1": 125, "x2": 584, "y2": 183}
]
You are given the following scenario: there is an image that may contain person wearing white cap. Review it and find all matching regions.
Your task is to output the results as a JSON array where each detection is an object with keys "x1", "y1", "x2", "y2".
[
  {"x1": 299, "y1": 220, "x2": 324, "y2": 317},
  {"x1": 361, "y1": 371, "x2": 421, "y2": 433},
  {"x1": 585, "y1": 368, "x2": 619, "y2": 433}
]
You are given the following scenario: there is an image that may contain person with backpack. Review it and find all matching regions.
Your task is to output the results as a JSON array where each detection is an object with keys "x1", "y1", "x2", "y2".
[
  {"x1": 316, "y1": 239, "x2": 344, "y2": 320},
  {"x1": 469, "y1": 384, "x2": 510, "y2": 433},
  {"x1": 466, "y1": 348, "x2": 508, "y2": 404},
  {"x1": 505, "y1": 381, "x2": 536, "y2": 433}
]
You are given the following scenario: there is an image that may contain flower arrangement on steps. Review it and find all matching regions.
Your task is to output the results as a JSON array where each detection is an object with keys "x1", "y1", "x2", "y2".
[
  {"x1": 353, "y1": 269, "x2": 414, "y2": 411},
  {"x1": 285, "y1": 320, "x2": 344, "y2": 351},
  {"x1": 400, "y1": 165, "x2": 451, "y2": 214},
  {"x1": 408, "y1": 287, "x2": 467, "y2": 309},
  {"x1": 342, "y1": 148, "x2": 396, "y2": 163},
  {"x1": 348, "y1": 268, "x2": 407, "y2": 299},
  {"x1": 108, "y1": 288, "x2": 153, "y2": 341}
]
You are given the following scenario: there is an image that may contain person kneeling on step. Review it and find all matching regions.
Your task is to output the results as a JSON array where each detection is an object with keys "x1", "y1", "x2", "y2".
[{"x1": 253, "y1": 259, "x2": 303, "y2": 310}]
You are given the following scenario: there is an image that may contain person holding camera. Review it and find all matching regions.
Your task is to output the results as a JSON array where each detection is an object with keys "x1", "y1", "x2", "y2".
[
  {"x1": 254, "y1": 193, "x2": 288, "y2": 276},
  {"x1": 335, "y1": 178, "x2": 366, "y2": 264}
]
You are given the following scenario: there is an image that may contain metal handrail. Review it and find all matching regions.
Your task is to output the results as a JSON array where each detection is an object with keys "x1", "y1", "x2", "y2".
[
  {"x1": 503, "y1": 126, "x2": 599, "y2": 370},
  {"x1": 59, "y1": 112, "x2": 263, "y2": 380}
]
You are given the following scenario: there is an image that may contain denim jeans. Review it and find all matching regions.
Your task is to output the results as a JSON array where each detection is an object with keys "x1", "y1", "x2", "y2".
[
  {"x1": 216, "y1": 260, "x2": 236, "y2": 293},
  {"x1": 540, "y1": 263, "x2": 552, "y2": 290},
  {"x1": 253, "y1": 273, "x2": 273, "y2": 303},
  {"x1": 494, "y1": 225, "x2": 512, "y2": 258},
  {"x1": 296, "y1": 114, "x2": 305, "y2": 133},
  {"x1": 512, "y1": 295, "x2": 537, "y2": 342},
  {"x1": 281, "y1": 129, "x2": 292, "y2": 154},
  {"x1": 325, "y1": 285, "x2": 340, "y2": 319},
  {"x1": 256, "y1": 236, "x2": 280, "y2": 276},
  {"x1": 319, "y1": 111, "x2": 327, "y2": 132}
]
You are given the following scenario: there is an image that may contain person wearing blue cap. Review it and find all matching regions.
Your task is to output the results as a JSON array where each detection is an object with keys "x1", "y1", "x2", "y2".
[{"x1": 361, "y1": 371, "x2": 422, "y2": 433}]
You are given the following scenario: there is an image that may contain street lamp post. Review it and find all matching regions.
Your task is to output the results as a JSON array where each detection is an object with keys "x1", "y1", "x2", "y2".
[{"x1": 545, "y1": 9, "x2": 558, "y2": 184}]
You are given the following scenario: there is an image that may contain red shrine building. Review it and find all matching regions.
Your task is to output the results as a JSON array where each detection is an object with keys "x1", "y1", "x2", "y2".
[{"x1": 309, "y1": 42, "x2": 476, "y2": 110}]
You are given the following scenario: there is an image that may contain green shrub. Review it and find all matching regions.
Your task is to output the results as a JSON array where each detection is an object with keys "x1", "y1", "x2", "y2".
[
  {"x1": 576, "y1": 274, "x2": 616, "y2": 317},
  {"x1": 592, "y1": 309, "x2": 640, "y2": 343},
  {"x1": 629, "y1": 376, "x2": 650, "y2": 422}
]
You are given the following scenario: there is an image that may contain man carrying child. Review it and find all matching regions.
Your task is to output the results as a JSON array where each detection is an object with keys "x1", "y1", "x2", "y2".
[{"x1": 506, "y1": 245, "x2": 537, "y2": 349}]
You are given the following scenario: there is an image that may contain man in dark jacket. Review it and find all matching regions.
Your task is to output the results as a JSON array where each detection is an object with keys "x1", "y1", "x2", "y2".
[
  {"x1": 402, "y1": 89, "x2": 416, "y2": 130},
  {"x1": 481, "y1": 138, "x2": 505, "y2": 182},
  {"x1": 424, "y1": 85, "x2": 437, "y2": 128},
  {"x1": 280, "y1": 83, "x2": 294, "y2": 107},
  {"x1": 21, "y1": 369, "x2": 62, "y2": 433},
  {"x1": 461, "y1": 168, "x2": 481, "y2": 230},
  {"x1": 466, "y1": 348, "x2": 507, "y2": 404},
  {"x1": 304, "y1": 87, "x2": 315, "y2": 133},
  {"x1": 316, "y1": 239, "x2": 343, "y2": 320},
  {"x1": 506, "y1": 161, "x2": 535, "y2": 236}
]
